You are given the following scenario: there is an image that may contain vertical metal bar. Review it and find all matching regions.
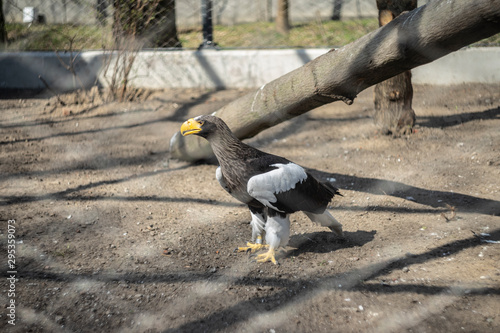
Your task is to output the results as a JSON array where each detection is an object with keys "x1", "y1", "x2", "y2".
[{"x1": 199, "y1": 0, "x2": 217, "y2": 49}]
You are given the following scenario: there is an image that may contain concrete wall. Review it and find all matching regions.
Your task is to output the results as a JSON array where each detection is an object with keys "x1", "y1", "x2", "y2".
[
  {"x1": 411, "y1": 48, "x2": 500, "y2": 85},
  {"x1": 0, "y1": 47, "x2": 498, "y2": 92},
  {"x1": 0, "y1": 51, "x2": 105, "y2": 91}
]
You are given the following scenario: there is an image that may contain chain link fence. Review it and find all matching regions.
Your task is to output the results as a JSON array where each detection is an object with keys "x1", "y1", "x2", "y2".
[
  {"x1": 1, "y1": 0, "x2": 390, "y2": 52},
  {"x1": 4, "y1": 0, "x2": 498, "y2": 52},
  {"x1": 2, "y1": 0, "x2": 499, "y2": 100}
]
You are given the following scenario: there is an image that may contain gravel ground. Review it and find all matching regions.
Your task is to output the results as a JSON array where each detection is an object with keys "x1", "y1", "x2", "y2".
[{"x1": 0, "y1": 83, "x2": 499, "y2": 332}]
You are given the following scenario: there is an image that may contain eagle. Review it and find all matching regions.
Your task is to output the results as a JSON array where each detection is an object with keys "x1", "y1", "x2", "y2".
[{"x1": 180, "y1": 115, "x2": 343, "y2": 264}]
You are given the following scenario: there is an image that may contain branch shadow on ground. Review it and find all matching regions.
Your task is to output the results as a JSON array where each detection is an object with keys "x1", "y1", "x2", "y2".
[
  {"x1": 160, "y1": 228, "x2": 500, "y2": 332},
  {"x1": 0, "y1": 149, "x2": 172, "y2": 182},
  {"x1": 308, "y1": 169, "x2": 500, "y2": 217},
  {"x1": 0, "y1": 89, "x2": 220, "y2": 144},
  {"x1": 306, "y1": 106, "x2": 500, "y2": 130},
  {"x1": 10, "y1": 230, "x2": 499, "y2": 287},
  {"x1": 287, "y1": 230, "x2": 377, "y2": 256},
  {"x1": 8, "y1": 228, "x2": 499, "y2": 332},
  {"x1": 417, "y1": 106, "x2": 500, "y2": 129},
  {"x1": 2, "y1": 163, "x2": 498, "y2": 219},
  {"x1": 0, "y1": 105, "x2": 159, "y2": 130},
  {"x1": 0, "y1": 164, "x2": 238, "y2": 209}
]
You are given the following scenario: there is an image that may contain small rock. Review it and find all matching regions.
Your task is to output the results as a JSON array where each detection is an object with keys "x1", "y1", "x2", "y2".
[{"x1": 402, "y1": 267, "x2": 410, "y2": 273}]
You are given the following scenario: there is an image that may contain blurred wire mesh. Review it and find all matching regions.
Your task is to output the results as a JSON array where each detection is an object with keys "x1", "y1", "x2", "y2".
[
  {"x1": 3, "y1": 0, "x2": 500, "y2": 51},
  {"x1": 2, "y1": 0, "x2": 390, "y2": 51},
  {"x1": 3, "y1": 0, "x2": 500, "y2": 52}
]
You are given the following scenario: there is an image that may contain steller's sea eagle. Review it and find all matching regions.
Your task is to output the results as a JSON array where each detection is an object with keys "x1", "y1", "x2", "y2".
[{"x1": 180, "y1": 115, "x2": 343, "y2": 264}]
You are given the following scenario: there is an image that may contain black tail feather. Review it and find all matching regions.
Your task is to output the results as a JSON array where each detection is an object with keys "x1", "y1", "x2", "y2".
[{"x1": 322, "y1": 181, "x2": 343, "y2": 197}]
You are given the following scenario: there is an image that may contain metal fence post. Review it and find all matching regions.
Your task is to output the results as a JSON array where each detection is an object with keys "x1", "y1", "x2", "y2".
[{"x1": 199, "y1": 0, "x2": 218, "y2": 49}]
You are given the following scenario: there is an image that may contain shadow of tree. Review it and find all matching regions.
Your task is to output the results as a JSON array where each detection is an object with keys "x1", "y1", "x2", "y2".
[
  {"x1": 11, "y1": 230, "x2": 499, "y2": 287},
  {"x1": 288, "y1": 230, "x2": 377, "y2": 255},
  {"x1": 3, "y1": 161, "x2": 498, "y2": 219},
  {"x1": 160, "y1": 228, "x2": 500, "y2": 332},
  {"x1": 0, "y1": 89, "x2": 220, "y2": 144},
  {"x1": 0, "y1": 149, "x2": 171, "y2": 182},
  {"x1": 0, "y1": 164, "x2": 237, "y2": 208},
  {"x1": 417, "y1": 106, "x2": 500, "y2": 129},
  {"x1": 308, "y1": 169, "x2": 500, "y2": 217},
  {"x1": 0, "y1": 105, "x2": 159, "y2": 130},
  {"x1": 8, "y1": 228, "x2": 499, "y2": 332}
]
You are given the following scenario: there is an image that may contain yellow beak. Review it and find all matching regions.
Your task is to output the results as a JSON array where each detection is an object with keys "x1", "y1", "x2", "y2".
[{"x1": 180, "y1": 118, "x2": 203, "y2": 136}]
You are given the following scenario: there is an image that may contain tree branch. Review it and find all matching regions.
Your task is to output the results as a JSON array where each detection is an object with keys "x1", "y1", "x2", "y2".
[{"x1": 170, "y1": 0, "x2": 500, "y2": 162}]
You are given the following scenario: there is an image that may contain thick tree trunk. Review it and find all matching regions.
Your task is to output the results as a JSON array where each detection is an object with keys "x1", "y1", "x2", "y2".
[
  {"x1": 170, "y1": 0, "x2": 500, "y2": 162},
  {"x1": 374, "y1": 70, "x2": 414, "y2": 134},
  {"x1": 276, "y1": 0, "x2": 290, "y2": 34},
  {"x1": 0, "y1": 0, "x2": 7, "y2": 46},
  {"x1": 373, "y1": 0, "x2": 417, "y2": 135},
  {"x1": 331, "y1": 0, "x2": 343, "y2": 21},
  {"x1": 113, "y1": 0, "x2": 180, "y2": 48},
  {"x1": 146, "y1": 0, "x2": 180, "y2": 47},
  {"x1": 96, "y1": 0, "x2": 108, "y2": 26}
]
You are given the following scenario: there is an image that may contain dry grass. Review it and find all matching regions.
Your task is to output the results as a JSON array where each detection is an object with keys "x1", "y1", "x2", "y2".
[
  {"x1": 179, "y1": 18, "x2": 379, "y2": 48},
  {"x1": 5, "y1": 19, "x2": 499, "y2": 51}
]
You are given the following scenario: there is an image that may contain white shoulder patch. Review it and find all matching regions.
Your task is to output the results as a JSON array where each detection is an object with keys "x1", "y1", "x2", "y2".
[
  {"x1": 247, "y1": 163, "x2": 307, "y2": 211},
  {"x1": 216, "y1": 166, "x2": 228, "y2": 190}
]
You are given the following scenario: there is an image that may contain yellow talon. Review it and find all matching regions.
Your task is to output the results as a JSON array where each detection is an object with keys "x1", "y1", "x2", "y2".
[
  {"x1": 256, "y1": 248, "x2": 278, "y2": 265},
  {"x1": 237, "y1": 235, "x2": 268, "y2": 253},
  {"x1": 237, "y1": 242, "x2": 268, "y2": 253}
]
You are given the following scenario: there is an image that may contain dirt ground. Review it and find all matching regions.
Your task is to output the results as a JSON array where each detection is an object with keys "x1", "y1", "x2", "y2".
[{"x1": 0, "y1": 83, "x2": 499, "y2": 333}]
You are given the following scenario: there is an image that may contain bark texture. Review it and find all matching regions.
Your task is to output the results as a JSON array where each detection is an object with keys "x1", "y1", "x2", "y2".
[
  {"x1": 0, "y1": 0, "x2": 7, "y2": 46},
  {"x1": 331, "y1": 0, "x2": 344, "y2": 21},
  {"x1": 113, "y1": 0, "x2": 180, "y2": 48},
  {"x1": 373, "y1": 0, "x2": 417, "y2": 135},
  {"x1": 373, "y1": 71, "x2": 414, "y2": 134},
  {"x1": 170, "y1": 0, "x2": 500, "y2": 162},
  {"x1": 276, "y1": 0, "x2": 291, "y2": 34}
]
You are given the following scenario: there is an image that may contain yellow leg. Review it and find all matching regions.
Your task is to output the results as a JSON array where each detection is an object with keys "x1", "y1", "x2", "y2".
[
  {"x1": 256, "y1": 247, "x2": 278, "y2": 265},
  {"x1": 237, "y1": 235, "x2": 268, "y2": 253}
]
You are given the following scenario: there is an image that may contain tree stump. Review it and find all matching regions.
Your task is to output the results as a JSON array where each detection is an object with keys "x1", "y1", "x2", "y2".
[
  {"x1": 373, "y1": 0, "x2": 417, "y2": 135},
  {"x1": 373, "y1": 70, "x2": 415, "y2": 135}
]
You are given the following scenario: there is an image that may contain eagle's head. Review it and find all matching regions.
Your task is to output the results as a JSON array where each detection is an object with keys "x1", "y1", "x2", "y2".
[{"x1": 180, "y1": 115, "x2": 226, "y2": 139}]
